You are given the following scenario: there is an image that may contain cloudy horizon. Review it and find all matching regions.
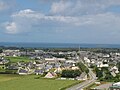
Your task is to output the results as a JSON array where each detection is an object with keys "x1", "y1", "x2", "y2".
[{"x1": 0, "y1": 0, "x2": 120, "y2": 44}]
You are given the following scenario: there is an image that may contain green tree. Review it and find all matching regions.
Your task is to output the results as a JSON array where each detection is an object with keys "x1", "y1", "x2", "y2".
[
  {"x1": 77, "y1": 62, "x2": 89, "y2": 73},
  {"x1": 61, "y1": 69, "x2": 81, "y2": 78},
  {"x1": 94, "y1": 67, "x2": 103, "y2": 79},
  {"x1": 117, "y1": 62, "x2": 120, "y2": 72},
  {"x1": 96, "y1": 70, "x2": 103, "y2": 79},
  {"x1": 0, "y1": 49, "x2": 3, "y2": 53}
]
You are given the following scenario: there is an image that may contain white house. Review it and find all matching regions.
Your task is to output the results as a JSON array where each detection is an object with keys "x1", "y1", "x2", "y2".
[{"x1": 45, "y1": 72, "x2": 57, "y2": 78}]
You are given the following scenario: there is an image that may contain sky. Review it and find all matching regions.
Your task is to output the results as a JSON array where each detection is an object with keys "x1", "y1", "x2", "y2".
[{"x1": 0, "y1": 0, "x2": 120, "y2": 44}]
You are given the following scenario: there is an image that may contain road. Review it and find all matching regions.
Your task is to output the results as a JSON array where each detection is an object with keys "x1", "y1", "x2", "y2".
[
  {"x1": 67, "y1": 58, "x2": 96, "y2": 90},
  {"x1": 95, "y1": 83, "x2": 112, "y2": 90}
]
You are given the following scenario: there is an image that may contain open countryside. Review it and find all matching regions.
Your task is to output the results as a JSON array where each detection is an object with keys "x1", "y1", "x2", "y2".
[
  {"x1": 0, "y1": 74, "x2": 79, "y2": 90},
  {"x1": 1, "y1": 0, "x2": 120, "y2": 89},
  {"x1": 0, "y1": 47, "x2": 120, "y2": 90}
]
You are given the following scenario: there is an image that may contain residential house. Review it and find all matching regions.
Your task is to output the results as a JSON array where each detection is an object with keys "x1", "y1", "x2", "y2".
[
  {"x1": 45, "y1": 72, "x2": 57, "y2": 78},
  {"x1": 18, "y1": 68, "x2": 28, "y2": 75},
  {"x1": 34, "y1": 69, "x2": 44, "y2": 75},
  {"x1": 109, "y1": 82, "x2": 120, "y2": 90}
]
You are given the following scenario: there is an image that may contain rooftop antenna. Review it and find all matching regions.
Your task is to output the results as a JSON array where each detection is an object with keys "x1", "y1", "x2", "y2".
[
  {"x1": 78, "y1": 44, "x2": 81, "y2": 57},
  {"x1": 79, "y1": 44, "x2": 80, "y2": 53},
  {"x1": 78, "y1": 44, "x2": 81, "y2": 61}
]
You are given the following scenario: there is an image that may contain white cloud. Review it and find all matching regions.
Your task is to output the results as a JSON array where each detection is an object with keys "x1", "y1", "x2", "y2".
[
  {"x1": 5, "y1": 22, "x2": 17, "y2": 34},
  {"x1": 12, "y1": 9, "x2": 44, "y2": 18},
  {"x1": 12, "y1": 9, "x2": 65, "y2": 21},
  {"x1": 1, "y1": 0, "x2": 120, "y2": 43},
  {"x1": 4, "y1": 9, "x2": 76, "y2": 34},
  {"x1": 50, "y1": 0, "x2": 72, "y2": 15},
  {"x1": 50, "y1": 0, "x2": 120, "y2": 16},
  {"x1": 0, "y1": 1, "x2": 8, "y2": 11},
  {"x1": 3, "y1": 7, "x2": 120, "y2": 35},
  {"x1": 11, "y1": 9, "x2": 95, "y2": 26}
]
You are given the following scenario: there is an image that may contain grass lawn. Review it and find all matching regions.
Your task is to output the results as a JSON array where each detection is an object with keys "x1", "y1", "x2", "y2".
[
  {"x1": 5, "y1": 56, "x2": 32, "y2": 62},
  {"x1": 84, "y1": 83, "x2": 96, "y2": 90},
  {"x1": 0, "y1": 74, "x2": 21, "y2": 82},
  {"x1": 0, "y1": 74, "x2": 79, "y2": 90}
]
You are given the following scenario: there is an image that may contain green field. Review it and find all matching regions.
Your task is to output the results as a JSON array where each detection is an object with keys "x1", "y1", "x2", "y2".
[
  {"x1": 0, "y1": 74, "x2": 20, "y2": 82},
  {"x1": 5, "y1": 56, "x2": 32, "y2": 62},
  {"x1": 0, "y1": 74, "x2": 79, "y2": 90}
]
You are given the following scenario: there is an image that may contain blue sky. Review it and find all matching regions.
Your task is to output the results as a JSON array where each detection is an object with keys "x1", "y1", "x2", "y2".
[{"x1": 1, "y1": 0, "x2": 120, "y2": 44}]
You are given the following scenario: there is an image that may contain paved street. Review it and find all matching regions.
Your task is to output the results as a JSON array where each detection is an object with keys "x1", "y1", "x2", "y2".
[
  {"x1": 95, "y1": 83, "x2": 112, "y2": 90},
  {"x1": 67, "y1": 70, "x2": 96, "y2": 90},
  {"x1": 67, "y1": 58, "x2": 96, "y2": 90}
]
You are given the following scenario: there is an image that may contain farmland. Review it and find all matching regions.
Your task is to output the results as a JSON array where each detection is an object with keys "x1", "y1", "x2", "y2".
[
  {"x1": 4, "y1": 56, "x2": 31, "y2": 62},
  {"x1": 0, "y1": 74, "x2": 79, "y2": 90}
]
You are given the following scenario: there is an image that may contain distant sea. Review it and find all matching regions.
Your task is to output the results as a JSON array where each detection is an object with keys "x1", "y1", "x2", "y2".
[{"x1": 0, "y1": 42, "x2": 120, "y2": 48}]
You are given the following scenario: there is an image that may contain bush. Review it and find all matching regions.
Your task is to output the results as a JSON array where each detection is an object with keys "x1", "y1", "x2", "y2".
[
  {"x1": 77, "y1": 62, "x2": 89, "y2": 73},
  {"x1": 5, "y1": 70, "x2": 17, "y2": 74},
  {"x1": 34, "y1": 76, "x2": 40, "y2": 79},
  {"x1": 61, "y1": 69, "x2": 81, "y2": 78},
  {"x1": 96, "y1": 70, "x2": 103, "y2": 79}
]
